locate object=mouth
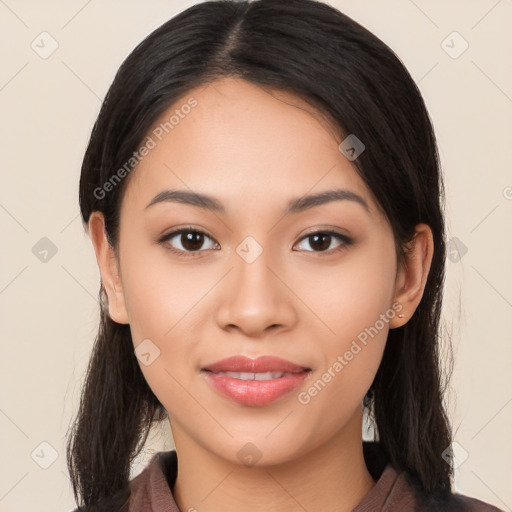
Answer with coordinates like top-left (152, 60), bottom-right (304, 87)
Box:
top-left (200, 356), bottom-right (312, 406)
top-left (201, 355), bottom-right (311, 374)
top-left (202, 370), bottom-right (309, 380)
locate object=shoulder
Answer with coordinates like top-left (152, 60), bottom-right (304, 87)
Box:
top-left (417, 492), bottom-right (505, 512)
top-left (68, 486), bottom-right (130, 512)
top-left (400, 472), bottom-right (504, 512)
top-left (68, 450), bottom-right (176, 512)
top-left (361, 442), bottom-right (503, 512)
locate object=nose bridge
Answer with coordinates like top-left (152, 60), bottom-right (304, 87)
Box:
top-left (215, 236), bottom-right (296, 336)
top-left (235, 243), bottom-right (275, 300)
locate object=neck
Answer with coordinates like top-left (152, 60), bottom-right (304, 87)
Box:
top-left (171, 410), bottom-right (376, 512)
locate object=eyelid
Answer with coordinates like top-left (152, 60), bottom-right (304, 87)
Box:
top-left (298, 226), bottom-right (351, 240)
top-left (158, 225), bottom-right (215, 241)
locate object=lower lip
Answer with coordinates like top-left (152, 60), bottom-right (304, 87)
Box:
top-left (202, 370), bottom-right (311, 407)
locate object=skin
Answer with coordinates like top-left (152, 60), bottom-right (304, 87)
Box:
top-left (88, 77), bottom-right (433, 512)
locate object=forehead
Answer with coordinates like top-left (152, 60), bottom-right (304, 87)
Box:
top-left (121, 77), bottom-right (374, 215)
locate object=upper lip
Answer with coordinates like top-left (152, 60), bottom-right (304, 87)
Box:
top-left (202, 356), bottom-right (310, 373)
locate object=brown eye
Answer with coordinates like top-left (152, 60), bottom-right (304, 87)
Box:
top-left (180, 231), bottom-right (206, 251)
top-left (308, 233), bottom-right (332, 251)
top-left (159, 228), bottom-right (219, 256)
top-left (294, 231), bottom-right (352, 253)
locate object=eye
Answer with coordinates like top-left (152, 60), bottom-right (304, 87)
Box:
top-left (158, 227), bottom-right (219, 256)
top-left (294, 230), bottom-right (352, 254)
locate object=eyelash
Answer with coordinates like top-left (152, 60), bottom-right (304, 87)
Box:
top-left (157, 226), bottom-right (353, 258)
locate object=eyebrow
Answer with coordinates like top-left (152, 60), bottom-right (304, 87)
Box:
top-left (145, 188), bottom-right (370, 215)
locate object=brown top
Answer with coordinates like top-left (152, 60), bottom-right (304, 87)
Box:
top-left (76, 442), bottom-right (504, 511)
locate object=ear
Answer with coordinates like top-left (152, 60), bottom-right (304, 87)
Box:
top-left (389, 223), bottom-right (434, 328)
top-left (87, 211), bottom-right (129, 324)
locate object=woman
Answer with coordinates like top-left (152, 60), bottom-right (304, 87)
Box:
top-left (66, 0), bottom-right (502, 510)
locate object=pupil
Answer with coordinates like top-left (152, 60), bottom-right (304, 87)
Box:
top-left (311, 234), bottom-right (330, 251)
top-left (182, 232), bottom-right (204, 251)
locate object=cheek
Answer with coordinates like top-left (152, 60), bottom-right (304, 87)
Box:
top-left (119, 250), bottom-right (220, 404)
top-left (293, 240), bottom-right (397, 345)
top-left (295, 275), bottom-right (393, 430)
top-left (122, 263), bottom-right (204, 415)
top-left (292, 242), bottom-right (396, 402)
top-left (120, 243), bottom-right (217, 342)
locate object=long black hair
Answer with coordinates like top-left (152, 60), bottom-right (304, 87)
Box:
top-left (67, 0), bottom-right (453, 509)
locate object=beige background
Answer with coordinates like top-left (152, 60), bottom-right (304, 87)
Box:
top-left (0, 1), bottom-right (511, 510)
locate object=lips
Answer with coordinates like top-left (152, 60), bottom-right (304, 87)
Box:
top-left (202, 355), bottom-right (310, 374)
top-left (201, 356), bottom-right (312, 406)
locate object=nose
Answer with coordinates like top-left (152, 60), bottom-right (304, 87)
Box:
top-left (214, 248), bottom-right (297, 338)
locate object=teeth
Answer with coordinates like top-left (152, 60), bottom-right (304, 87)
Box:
top-left (214, 371), bottom-right (288, 380)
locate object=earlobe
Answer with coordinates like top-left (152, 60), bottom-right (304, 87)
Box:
top-left (389, 223), bottom-right (434, 328)
top-left (87, 211), bottom-right (129, 324)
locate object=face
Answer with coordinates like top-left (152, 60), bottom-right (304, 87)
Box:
top-left (100, 77), bottom-right (410, 466)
